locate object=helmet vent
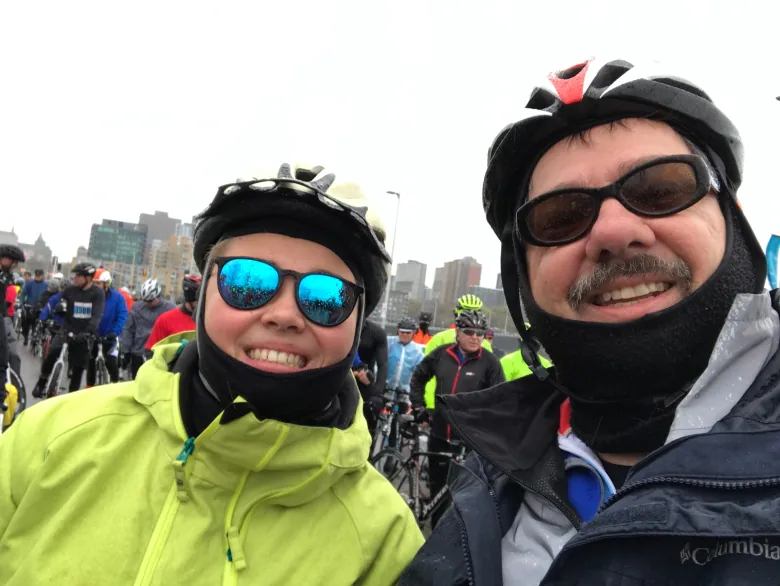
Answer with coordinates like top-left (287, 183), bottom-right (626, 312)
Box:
top-left (554, 62), bottom-right (588, 80)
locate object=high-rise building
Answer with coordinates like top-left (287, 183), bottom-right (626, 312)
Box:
top-left (432, 267), bottom-right (444, 301)
top-left (496, 273), bottom-right (503, 290)
top-left (467, 286), bottom-right (505, 308)
top-left (396, 260), bottom-right (427, 301)
top-left (138, 211), bottom-right (181, 263)
top-left (440, 256), bottom-right (482, 305)
top-left (88, 220), bottom-right (148, 265)
top-left (386, 290), bottom-right (410, 326)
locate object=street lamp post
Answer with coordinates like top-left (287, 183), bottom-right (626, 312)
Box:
top-left (380, 190), bottom-right (401, 327)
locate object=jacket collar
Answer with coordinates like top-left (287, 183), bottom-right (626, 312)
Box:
top-left (133, 333), bottom-right (371, 505)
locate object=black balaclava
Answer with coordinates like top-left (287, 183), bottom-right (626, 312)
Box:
top-left (195, 217), bottom-right (366, 427)
top-left (515, 183), bottom-right (766, 454)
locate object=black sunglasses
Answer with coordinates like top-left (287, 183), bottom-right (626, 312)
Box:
top-left (515, 155), bottom-right (719, 247)
top-left (214, 257), bottom-right (363, 327)
top-left (460, 328), bottom-right (486, 337)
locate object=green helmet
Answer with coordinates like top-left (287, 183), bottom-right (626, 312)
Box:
top-left (454, 294), bottom-right (483, 317)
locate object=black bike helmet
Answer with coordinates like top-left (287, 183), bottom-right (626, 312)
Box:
top-left (0, 245), bottom-right (25, 263)
top-left (482, 57), bottom-right (765, 344)
top-left (418, 311), bottom-right (433, 324)
top-left (454, 309), bottom-right (488, 330)
top-left (194, 163), bottom-right (390, 316)
top-left (71, 262), bottom-right (97, 277)
top-left (182, 274), bottom-right (202, 303)
top-left (397, 317), bottom-right (418, 331)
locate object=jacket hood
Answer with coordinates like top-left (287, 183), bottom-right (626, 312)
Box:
top-left (133, 333), bottom-right (372, 507)
top-left (439, 374), bottom-right (563, 473)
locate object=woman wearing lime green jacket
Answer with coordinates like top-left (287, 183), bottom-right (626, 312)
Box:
top-left (0, 163), bottom-right (423, 585)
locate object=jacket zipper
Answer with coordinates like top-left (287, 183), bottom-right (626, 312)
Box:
top-left (454, 501), bottom-right (476, 586)
top-left (441, 407), bottom-right (581, 530)
top-left (599, 475), bottom-right (780, 514)
top-left (133, 437), bottom-right (196, 586)
top-left (447, 366), bottom-right (463, 441)
top-left (444, 347), bottom-right (479, 441)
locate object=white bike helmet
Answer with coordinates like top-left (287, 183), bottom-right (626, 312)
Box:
top-left (140, 278), bottom-right (162, 302)
top-left (98, 271), bottom-right (112, 284)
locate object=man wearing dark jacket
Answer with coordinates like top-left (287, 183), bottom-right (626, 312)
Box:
top-left (33, 263), bottom-right (105, 396)
top-left (410, 309), bottom-right (504, 527)
top-left (402, 59), bottom-right (780, 585)
top-left (356, 318), bottom-right (388, 431)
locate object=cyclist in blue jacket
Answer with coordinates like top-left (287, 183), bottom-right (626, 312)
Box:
top-left (386, 317), bottom-right (424, 394)
top-left (86, 270), bottom-right (127, 385)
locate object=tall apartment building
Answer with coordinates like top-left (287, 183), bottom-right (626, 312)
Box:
top-left (395, 260), bottom-right (427, 301)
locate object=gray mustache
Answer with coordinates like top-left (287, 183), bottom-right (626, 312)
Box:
top-left (567, 254), bottom-right (693, 310)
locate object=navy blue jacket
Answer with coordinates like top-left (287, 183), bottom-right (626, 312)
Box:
top-left (401, 348), bottom-right (780, 585)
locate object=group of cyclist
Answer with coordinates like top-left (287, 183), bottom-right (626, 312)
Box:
top-left (5, 55), bottom-right (779, 585)
top-left (0, 252), bottom-right (205, 402)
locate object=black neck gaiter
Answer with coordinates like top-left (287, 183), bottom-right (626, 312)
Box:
top-left (193, 272), bottom-right (362, 429)
top-left (517, 199), bottom-right (766, 453)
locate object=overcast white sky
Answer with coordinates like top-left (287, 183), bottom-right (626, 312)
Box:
top-left (2, 0), bottom-right (778, 288)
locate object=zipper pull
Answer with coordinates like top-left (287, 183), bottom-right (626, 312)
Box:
top-left (226, 527), bottom-right (247, 571)
top-left (172, 437), bottom-right (196, 502)
top-left (176, 437), bottom-right (195, 464)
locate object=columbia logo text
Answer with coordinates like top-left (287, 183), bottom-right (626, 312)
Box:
top-left (680, 538), bottom-right (780, 566)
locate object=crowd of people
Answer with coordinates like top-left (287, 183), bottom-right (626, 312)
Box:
top-left (1, 56), bottom-right (779, 584)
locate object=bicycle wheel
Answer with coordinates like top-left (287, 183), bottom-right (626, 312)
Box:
top-left (47, 363), bottom-right (63, 398)
top-left (8, 368), bottom-right (25, 422)
top-left (95, 358), bottom-right (106, 386)
top-left (370, 448), bottom-right (419, 518)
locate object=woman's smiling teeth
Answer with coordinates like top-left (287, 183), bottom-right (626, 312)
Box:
top-left (247, 348), bottom-right (307, 368)
top-left (595, 282), bottom-right (673, 307)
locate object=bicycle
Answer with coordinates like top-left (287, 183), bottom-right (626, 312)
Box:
top-left (93, 336), bottom-right (111, 387)
top-left (370, 420), bottom-right (467, 527)
top-left (13, 303), bottom-right (25, 339)
top-left (30, 319), bottom-right (45, 357)
top-left (371, 390), bottom-right (413, 460)
top-left (43, 332), bottom-right (83, 399)
top-left (40, 320), bottom-right (56, 360)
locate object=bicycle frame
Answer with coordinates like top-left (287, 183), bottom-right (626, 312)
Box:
top-left (45, 337), bottom-right (71, 398)
top-left (409, 440), bottom-right (467, 523)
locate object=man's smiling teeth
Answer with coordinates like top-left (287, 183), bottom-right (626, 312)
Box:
top-left (599, 282), bottom-right (672, 306)
top-left (247, 348), bottom-right (306, 368)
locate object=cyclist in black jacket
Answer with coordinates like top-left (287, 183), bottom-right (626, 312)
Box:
top-left (0, 245), bottom-right (25, 389)
top-left (32, 263), bottom-right (105, 396)
top-left (410, 309), bottom-right (504, 526)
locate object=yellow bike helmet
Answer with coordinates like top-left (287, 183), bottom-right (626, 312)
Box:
top-left (454, 294), bottom-right (484, 317)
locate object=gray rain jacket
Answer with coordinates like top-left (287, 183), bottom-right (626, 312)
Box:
top-left (120, 299), bottom-right (175, 356)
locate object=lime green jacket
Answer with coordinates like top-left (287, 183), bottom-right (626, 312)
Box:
top-left (421, 328), bottom-right (493, 408)
top-left (499, 348), bottom-right (553, 381)
top-left (0, 335), bottom-right (423, 585)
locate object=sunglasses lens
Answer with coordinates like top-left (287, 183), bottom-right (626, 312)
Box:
top-left (218, 258), bottom-right (279, 310)
top-left (622, 161), bottom-right (700, 215)
top-left (461, 328), bottom-right (485, 337)
top-left (525, 192), bottom-right (597, 244)
top-left (298, 274), bottom-right (358, 326)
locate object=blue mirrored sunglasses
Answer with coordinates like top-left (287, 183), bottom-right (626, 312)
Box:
top-left (214, 257), bottom-right (363, 327)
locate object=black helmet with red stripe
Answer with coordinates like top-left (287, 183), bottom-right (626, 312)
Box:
top-left (484, 58), bottom-right (747, 239)
top-left (182, 274), bottom-right (202, 303)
